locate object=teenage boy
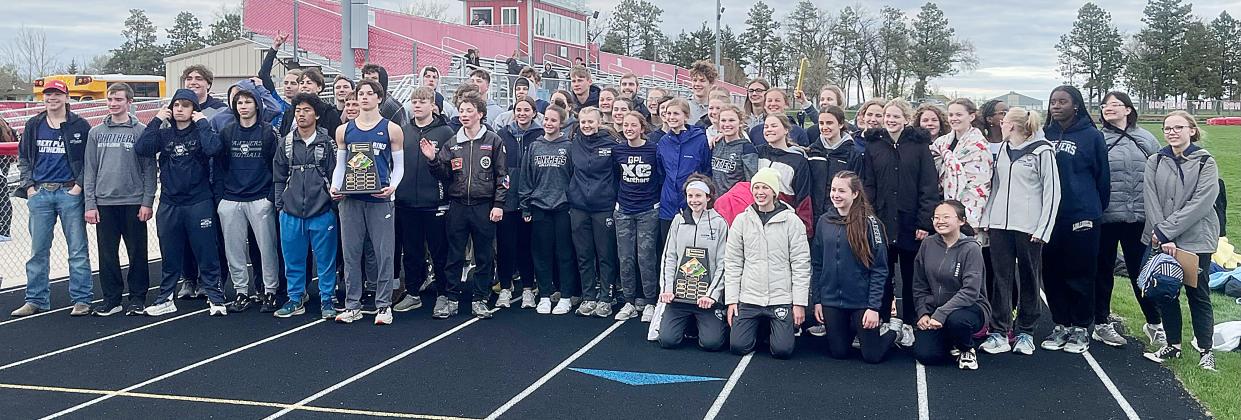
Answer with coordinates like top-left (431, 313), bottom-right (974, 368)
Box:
top-left (279, 68), bottom-right (342, 139)
top-left (468, 69), bottom-right (507, 123)
top-left (273, 93), bottom-right (341, 319)
top-left (493, 78), bottom-right (547, 129)
top-left (10, 80), bottom-right (94, 317)
top-left (618, 73), bottom-right (650, 120)
top-left (216, 88), bottom-right (281, 313)
top-left (393, 87), bottom-right (453, 313)
top-left (258, 32), bottom-right (300, 128)
top-left (687, 61), bottom-right (717, 124)
top-left (181, 65), bottom-right (229, 126)
top-left (423, 94), bottom-right (508, 319)
top-left (361, 64), bottom-right (410, 124)
top-left (417, 66), bottom-right (458, 118)
top-left (568, 65), bottom-right (600, 112)
top-left (136, 89), bottom-right (228, 316)
top-left (84, 83), bottom-right (156, 316)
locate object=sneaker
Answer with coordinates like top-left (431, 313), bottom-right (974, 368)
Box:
top-left (176, 281), bottom-right (195, 299)
top-left (433, 300), bottom-right (458, 319)
top-left (227, 294), bottom-right (252, 313)
top-left (614, 303), bottom-right (640, 320)
top-left (1063, 327), bottom-right (1090, 354)
top-left (640, 304), bottom-right (655, 322)
top-left (125, 303), bottom-right (145, 316)
top-left (335, 309), bottom-right (363, 324)
top-left (393, 294), bottom-right (423, 312)
top-left (432, 296), bottom-right (449, 316)
top-left (576, 300), bottom-right (598, 316)
top-left (593, 302), bottom-right (613, 318)
top-left (375, 307), bottom-right (394, 325)
top-left (1144, 345), bottom-right (1182, 363)
top-left (274, 300), bottom-right (305, 318)
top-left (1012, 333), bottom-right (1036, 355)
top-left (496, 289), bottom-right (513, 308)
top-left (537, 297), bottom-right (553, 314)
top-left (471, 301), bottom-right (494, 319)
top-left (852, 338), bottom-right (862, 349)
top-left (958, 348), bottom-right (979, 370)
top-left (91, 303), bottom-right (123, 317)
top-left (1092, 323), bottom-right (1128, 347)
top-left (143, 300), bottom-right (177, 316)
top-left (208, 301), bottom-right (227, 316)
top-left (980, 333), bottom-right (1012, 354)
top-left (260, 293), bottom-right (278, 313)
top-left (807, 325), bottom-right (827, 337)
top-left (1144, 323), bottom-right (1168, 348)
top-left (320, 302), bottom-right (338, 320)
top-left (1041, 325), bottom-right (1070, 351)
top-left (70, 303), bottom-right (92, 317)
top-left (550, 291), bottom-right (562, 305)
top-left (889, 319), bottom-right (914, 347)
top-left (1198, 351), bottom-right (1217, 371)
top-left (332, 296), bottom-right (346, 312)
top-left (950, 348), bottom-right (961, 357)
top-left (521, 289), bottom-right (537, 309)
top-left (552, 298), bottom-right (573, 315)
top-left (570, 296), bottom-right (583, 307)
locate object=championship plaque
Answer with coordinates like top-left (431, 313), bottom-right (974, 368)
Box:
top-left (673, 246), bottom-right (712, 305)
top-left (343, 143), bottom-right (382, 194)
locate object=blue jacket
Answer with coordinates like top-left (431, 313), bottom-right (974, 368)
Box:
top-left (136, 89), bottom-right (223, 206)
top-left (812, 207), bottom-right (889, 310)
top-left (567, 129), bottom-right (619, 212)
top-left (208, 79), bottom-right (281, 130)
top-left (657, 125), bottom-right (712, 220)
top-left (1044, 101), bottom-right (1110, 224)
top-left (499, 120), bottom-right (546, 212)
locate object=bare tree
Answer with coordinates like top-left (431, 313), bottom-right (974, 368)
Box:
top-left (2, 26), bottom-right (60, 82)
top-left (403, 0), bottom-right (460, 23)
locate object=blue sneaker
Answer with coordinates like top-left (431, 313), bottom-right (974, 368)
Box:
top-left (320, 302), bottom-right (338, 319)
top-left (274, 300), bottom-right (305, 318)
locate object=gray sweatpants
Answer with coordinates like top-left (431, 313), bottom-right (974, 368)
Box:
top-left (340, 199), bottom-right (395, 310)
top-left (615, 208), bottom-right (660, 306)
top-left (217, 199), bottom-right (280, 295)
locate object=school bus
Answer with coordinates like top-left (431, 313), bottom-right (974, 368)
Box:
top-left (34, 74), bottom-right (166, 101)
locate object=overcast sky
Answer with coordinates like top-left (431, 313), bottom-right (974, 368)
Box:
top-left (5, 0), bottom-right (1240, 100)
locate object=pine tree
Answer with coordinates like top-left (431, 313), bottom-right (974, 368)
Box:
top-left (1179, 20), bottom-right (1217, 100)
top-left (106, 9), bottom-right (163, 75)
top-left (1055, 3), bottom-right (1125, 103)
top-left (165, 12), bottom-right (207, 56)
top-left (832, 6), bottom-right (867, 103)
top-left (1209, 12), bottom-right (1241, 99)
top-left (634, 1), bottom-right (664, 61)
top-left (604, 0), bottom-right (641, 56)
top-left (65, 59), bottom-right (79, 74)
top-left (907, 2), bottom-right (975, 100)
top-left (1130, 0), bottom-right (1192, 100)
top-left (741, 2), bottom-right (781, 80)
top-left (206, 13), bottom-right (244, 46)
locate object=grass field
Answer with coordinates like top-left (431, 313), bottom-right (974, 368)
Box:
top-left (1111, 123), bottom-right (1241, 420)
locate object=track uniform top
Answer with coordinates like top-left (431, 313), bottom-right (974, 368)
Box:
top-left (343, 118), bottom-right (394, 203)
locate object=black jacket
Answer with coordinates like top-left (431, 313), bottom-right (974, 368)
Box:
top-left (862, 127), bottom-right (940, 251)
top-left (396, 114), bottom-right (454, 210)
top-left (567, 129), bottom-right (620, 212)
top-left (807, 135), bottom-right (864, 219)
top-left (15, 108), bottom-right (91, 199)
top-left (498, 121), bottom-right (545, 212)
top-left (427, 126), bottom-right (509, 207)
top-left (812, 208), bottom-right (889, 310)
top-left (273, 126), bottom-right (337, 218)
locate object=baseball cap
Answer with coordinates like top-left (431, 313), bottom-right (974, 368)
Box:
top-left (42, 80), bottom-right (69, 94)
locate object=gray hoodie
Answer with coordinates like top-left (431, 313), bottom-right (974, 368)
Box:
top-left (1101, 125), bottom-right (1159, 224)
top-left (710, 138), bottom-right (759, 193)
top-left (661, 208), bottom-right (730, 302)
top-left (83, 115), bottom-right (156, 211)
top-left (912, 234), bottom-right (992, 325)
top-left (518, 134), bottom-right (573, 216)
top-left (1142, 145), bottom-right (1220, 254)
top-left (980, 138), bottom-right (1061, 242)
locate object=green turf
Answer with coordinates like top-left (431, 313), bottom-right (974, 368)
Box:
top-left (1115, 123), bottom-right (1241, 420)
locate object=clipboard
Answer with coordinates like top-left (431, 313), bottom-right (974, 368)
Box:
top-left (1171, 248), bottom-right (1200, 288)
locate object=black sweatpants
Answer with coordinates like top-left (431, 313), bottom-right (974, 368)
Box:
top-left (730, 303), bottom-right (797, 359)
top-left (571, 209), bottom-right (619, 302)
top-left (396, 206), bottom-right (449, 295)
top-left (1159, 253), bottom-right (1215, 350)
top-left (496, 210), bottom-right (534, 290)
top-left (658, 303), bottom-right (727, 351)
top-left (96, 204), bottom-right (149, 307)
top-left (1043, 222), bottom-right (1099, 328)
top-left (156, 200), bottom-right (224, 304)
top-left (881, 245), bottom-right (919, 323)
top-left (1097, 222), bottom-right (1159, 324)
top-left (822, 306), bottom-right (897, 364)
top-left (912, 304), bottom-right (984, 365)
top-left (658, 218), bottom-right (672, 259)
top-left (444, 203), bottom-right (496, 302)
top-left (988, 229), bottom-right (1044, 335)
top-left (530, 208), bottom-right (578, 298)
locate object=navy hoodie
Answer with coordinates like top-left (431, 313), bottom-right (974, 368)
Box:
top-left (135, 89), bottom-right (223, 206)
top-left (613, 138), bottom-right (663, 215)
top-left (568, 129), bottom-right (619, 212)
top-left (748, 115), bottom-right (809, 147)
top-left (570, 84), bottom-right (601, 112)
top-left (499, 120), bottom-right (545, 212)
top-left (1044, 86), bottom-right (1110, 224)
top-left (812, 207), bottom-right (889, 309)
top-left (656, 125), bottom-right (712, 220)
top-left (215, 91), bottom-right (277, 202)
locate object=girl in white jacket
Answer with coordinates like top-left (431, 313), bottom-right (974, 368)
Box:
top-left (656, 174), bottom-right (730, 351)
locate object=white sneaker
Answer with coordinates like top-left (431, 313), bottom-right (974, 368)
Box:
top-left (208, 301), bottom-right (228, 316)
top-left (536, 297), bottom-right (552, 314)
top-left (957, 348), bottom-right (979, 370)
top-left (144, 300), bottom-right (177, 317)
top-left (374, 307), bottom-right (393, 325)
top-left (521, 289), bottom-right (537, 308)
top-left (614, 303), bottom-right (640, 320)
top-left (552, 298), bottom-right (572, 315)
top-left (496, 289), bottom-right (513, 308)
top-left (807, 325), bottom-right (827, 337)
top-left (640, 304), bottom-right (655, 322)
top-left (335, 309), bottom-right (363, 324)
top-left (1144, 323), bottom-right (1168, 348)
top-left (980, 333), bottom-right (1011, 354)
top-left (576, 300), bottom-right (597, 316)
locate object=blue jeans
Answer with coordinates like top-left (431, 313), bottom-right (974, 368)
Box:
top-left (280, 210), bottom-right (339, 306)
top-left (25, 189), bottom-right (93, 309)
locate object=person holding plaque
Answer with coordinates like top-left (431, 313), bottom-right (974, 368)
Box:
top-left (655, 175), bottom-right (729, 351)
top-left (330, 80), bottom-right (406, 325)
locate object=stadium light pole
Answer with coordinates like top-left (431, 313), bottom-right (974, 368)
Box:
top-left (341, 0), bottom-right (353, 79)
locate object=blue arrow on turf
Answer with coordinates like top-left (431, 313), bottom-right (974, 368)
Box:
top-left (568, 368), bottom-right (725, 386)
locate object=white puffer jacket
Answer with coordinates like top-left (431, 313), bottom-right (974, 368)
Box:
top-left (723, 202), bottom-right (812, 307)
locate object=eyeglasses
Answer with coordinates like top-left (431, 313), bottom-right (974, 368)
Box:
top-left (1163, 125), bottom-right (1190, 134)
top-left (748, 88), bottom-right (767, 93)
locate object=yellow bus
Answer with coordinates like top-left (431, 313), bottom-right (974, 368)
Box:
top-left (34, 74), bottom-right (166, 101)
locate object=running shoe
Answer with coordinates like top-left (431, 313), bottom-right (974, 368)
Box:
top-left (320, 302), bottom-right (338, 320)
top-left (1144, 323), bottom-right (1167, 348)
top-left (274, 300), bottom-right (305, 318)
top-left (614, 303), bottom-right (640, 320)
top-left (495, 289), bottom-right (513, 308)
top-left (393, 294), bottom-right (423, 312)
top-left (260, 293), bottom-right (279, 313)
top-left (91, 303), bottom-right (123, 317)
top-left (537, 298), bottom-right (553, 314)
top-left (1063, 327), bottom-right (1089, 354)
top-left (143, 300), bottom-right (177, 317)
top-left (521, 289), bottom-right (537, 309)
top-left (958, 348), bottom-right (979, 370)
top-left (70, 303), bottom-right (92, 317)
top-left (552, 298), bottom-right (572, 315)
top-left (1012, 333), bottom-right (1036, 355)
top-left (593, 302), bottom-right (613, 318)
top-left (208, 301), bottom-right (228, 316)
top-left (640, 304), bottom-right (655, 322)
top-left (980, 332), bottom-right (1011, 354)
top-left (576, 300), bottom-right (598, 316)
top-left (375, 307), bottom-right (394, 325)
top-left (335, 309), bottom-right (363, 324)
top-left (1092, 323), bottom-right (1127, 347)
top-left (471, 301), bottom-right (494, 319)
top-left (1199, 351), bottom-right (1217, 371)
top-left (1041, 325), bottom-right (1070, 351)
top-left (433, 299), bottom-right (458, 319)
top-left (227, 294), bottom-right (252, 313)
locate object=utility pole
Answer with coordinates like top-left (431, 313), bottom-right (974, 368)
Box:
top-left (713, 0), bottom-right (722, 75)
top-left (340, 0), bottom-right (352, 79)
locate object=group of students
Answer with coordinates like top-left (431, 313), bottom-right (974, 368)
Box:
top-left (9, 53), bottom-right (1221, 372)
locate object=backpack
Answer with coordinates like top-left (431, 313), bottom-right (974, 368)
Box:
top-left (1138, 252), bottom-right (1183, 303)
top-left (284, 132), bottom-right (331, 190)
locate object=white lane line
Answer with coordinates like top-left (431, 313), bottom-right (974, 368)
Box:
top-left (41, 319), bottom-right (326, 419)
top-left (1083, 351), bottom-right (1140, 420)
top-left (264, 317), bottom-right (484, 420)
top-left (702, 353), bottom-right (752, 420)
top-left (916, 361), bottom-right (929, 420)
top-left (0, 309), bottom-right (208, 371)
top-left (484, 320), bottom-right (628, 420)
top-left (0, 286), bottom-right (159, 326)
top-left (0, 259), bottom-right (165, 294)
